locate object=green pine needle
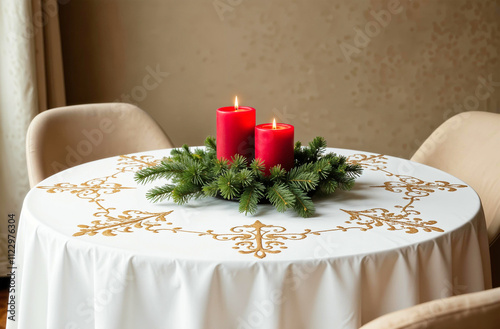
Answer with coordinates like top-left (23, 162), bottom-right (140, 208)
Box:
top-left (249, 159), bottom-right (265, 177)
top-left (314, 158), bottom-right (332, 180)
top-left (183, 161), bottom-right (208, 185)
top-left (146, 184), bottom-right (176, 203)
top-left (204, 136), bottom-right (217, 153)
top-left (239, 182), bottom-right (265, 215)
top-left (171, 185), bottom-right (203, 205)
top-left (213, 158), bottom-right (230, 175)
top-left (319, 179), bottom-right (338, 194)
top-left (218, 171), bottom-right (241, 200)
top-left (266, 182), bottom-right (295, 212)
top-left (308, 136), bottom-right (327, 157)
top-left (136, 136), bottom-right (363, 217)
top-left (135, 161), bottom-right (184, 184)
top-left (238, 169), bottom-right (255, 187)
top-left (287, 166), bottom-right (319, 191)
top-left (269, 165), bottom-right (287, 182)
top-left (288, 185), bottom-right (315, 217)
top-left (230, 154), bottom-right (248, 171)
top-left (202, 180), bottom-right (219, 197)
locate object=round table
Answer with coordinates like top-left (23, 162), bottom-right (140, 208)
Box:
top-left (9, 148), bottom-right (491, 329)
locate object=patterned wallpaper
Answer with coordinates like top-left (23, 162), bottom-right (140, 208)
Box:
top-left (59, 0), bottom-right (500, 158)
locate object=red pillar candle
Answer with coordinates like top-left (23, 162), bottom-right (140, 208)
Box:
top-left (216, 97), bottom-right (256, 162)
top-left (255, 119), bottom-right (294, 174)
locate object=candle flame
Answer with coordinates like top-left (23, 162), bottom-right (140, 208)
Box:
top-left (272, 118), bottom-right (277, 129)
top-left (234, 96), bottom-right (239, 110)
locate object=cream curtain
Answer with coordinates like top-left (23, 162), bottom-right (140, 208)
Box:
top-left (0, 0), bottom-right (65, 276)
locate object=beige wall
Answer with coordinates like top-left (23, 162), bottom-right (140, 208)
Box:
top-left (59, 0), bottom-right (500, 158)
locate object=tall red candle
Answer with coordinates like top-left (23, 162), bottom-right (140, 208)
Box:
top-left (216, 97), bottom-right (256, 162)
top-left (255, 120), bottom-right (294, 174)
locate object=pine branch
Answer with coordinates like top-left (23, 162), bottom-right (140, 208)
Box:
top-left (135, 165), bottom-right (169, 185)
top-left (337, 176), bottom-right (356, 190)
top-left (345, 162), bottom-right (363, 178)
top-left (288, 166), bottom-right (319, 191)
top-left (319, 179), bottom-right (338, 194)
top-left (181, 144), bottom-right (191, 154)
top-left (266, 182), bottom-right (295, 212)
top-left (239, 182), bottom-right (265, 215)
top-left (193, 148), bottom-right (207, 160)
top-left (249, 159), bottom-right (265, 178)
top-left (308, 136), bottom-right (327, 158)
top-left (288, 186), bottom-right (315, 217)
top-left (170, 183), bottom-right (203, 205)
top-left (169, 148), bottom-right (183, 158)
top-left (147, 180), bottom-right (202, 205)
top-left (218, 171), bottom-right (241, 199)
top-left (202, 180), bottom-right (219, 197)
top-left (140, 136), bottom-right (363, 218)
top-left (213, 158), bottom-right (230, 175)
top-left (230, 154), bottom-right (248, 171)
top-left (182, 161), bottom-right (209, 185)
top-left (145, 184), bottom-right (176, 203)
top-left (238, 169), bottom-right (255, 187)
top-left (204, 136), bottom-right (217, 153)
top-left (269, 165), bottom-right (287, 182)
top-left (135, 161), bottom-right (184, 184)
top-left (314, 158), bottom-right (332, 180)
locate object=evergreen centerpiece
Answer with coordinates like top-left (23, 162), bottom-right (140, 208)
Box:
top-left (135, 136), bottom-right (362, 218)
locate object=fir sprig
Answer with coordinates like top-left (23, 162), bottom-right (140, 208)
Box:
top-left (239, 182), bottom-right (265, 215)
top-left (135, 136), bottom-right (362, 218)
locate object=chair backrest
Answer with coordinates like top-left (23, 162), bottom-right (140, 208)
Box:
top-left (26, 102), bottom-right (174, 187)
top-left (359, 287), bottom-right (500, 329)
top-left (411, 111), bottom-right (500, 244)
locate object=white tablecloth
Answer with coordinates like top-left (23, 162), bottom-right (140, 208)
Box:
top-left (8, 149), bottom-right (491, 329)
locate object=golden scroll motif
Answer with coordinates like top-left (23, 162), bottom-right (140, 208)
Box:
top-left (341, 154), bottom-right (467, 234)
top-left (39, 155), bottom-right (174, 237)
top-left (73, 210), bottom-right (174, 237)
top-left (204, 220), bottom-right (310, 259)
top-left (38, 153), bottom-right (467, 258)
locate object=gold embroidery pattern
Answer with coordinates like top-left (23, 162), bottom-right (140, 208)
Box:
top-left (341, 208), bottom-right (443, 234)
top-left (38, 179), bottom-right (132, 201)
top-left (340, 154), bottom-right (467, 234)
top-left (38, 155), bottom-right (174, 237)
top-left (115, 155), bottom-right (161, 174)
top-left (38, 153), bottom-right (468, 259)
top-left (73, 210), bottom-right (174, 237)
top-left (204, 220), bottom-right (311, 259)
top-left (348, 153), bottom-right (389, 172)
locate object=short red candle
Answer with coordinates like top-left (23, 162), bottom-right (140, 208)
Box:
top-left (255, 122), bottom-right (294, 174)
top-left (216, 103), bottom-right (256, 162)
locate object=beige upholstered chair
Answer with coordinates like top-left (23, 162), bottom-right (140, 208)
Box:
top-left (359, 287), bottom-right (500, 329)
top-left (411, 111), bottom-right (500, 286)
top-left (26, 102), bottom-right (173, 187)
